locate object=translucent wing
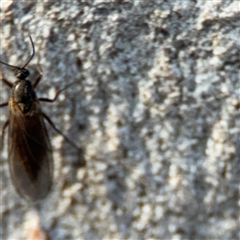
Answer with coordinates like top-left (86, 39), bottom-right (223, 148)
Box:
top-left (8, 98), bottom-right (53, 202)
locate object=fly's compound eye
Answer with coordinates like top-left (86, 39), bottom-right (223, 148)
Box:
top-left (15, 68), bottom-right (30, 80)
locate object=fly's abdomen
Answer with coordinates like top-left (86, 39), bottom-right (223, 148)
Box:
top-left (8, 99), bottom-right (53, 202)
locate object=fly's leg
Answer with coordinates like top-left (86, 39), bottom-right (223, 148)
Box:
top-left (0, 102), bottom-right (8, 107)
top-left (42, 113), bottom-right (85, 166)
top-left (0, 69), bottom-right (11, 151)
top-left (1, 62), bottom-right (13, 88)
top-left (38, 82), bottom-right (75, 103)
top-left (33, 58), bottom-right (43, 88)
top-left (35, 58), bottom-right (75, 102)
top-left (42, 113), bottom-right (79, 150)
top-left (36, 64), bottom-right (84, 165)
top-left (0, 119), bottom-right (9, 151)
top-left (1, 78), bottom-right (13, 88)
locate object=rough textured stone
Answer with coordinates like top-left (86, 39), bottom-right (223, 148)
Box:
top-left (0, 1), bottom-right (239, 239)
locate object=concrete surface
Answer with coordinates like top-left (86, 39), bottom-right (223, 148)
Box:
top-left (0, 1), bottom-right (239, 239)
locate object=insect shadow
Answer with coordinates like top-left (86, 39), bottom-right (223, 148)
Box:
top-left (0, 36), bottom-right (85, 202)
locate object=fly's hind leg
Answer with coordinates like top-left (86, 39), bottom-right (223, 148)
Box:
top-left (0, 103), bottom-right (9, 150)
top-left (0, 102), bottom-right (8, 107)
top-left (0, 68), bottom-right (11, 151)
top-left (42, 113), bottom-right (85, 167)
top-left (0, 119), bottom-right (9, 151)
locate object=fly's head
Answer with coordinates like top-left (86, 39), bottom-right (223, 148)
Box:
top-left (15, 68), bottom-right (30, 80)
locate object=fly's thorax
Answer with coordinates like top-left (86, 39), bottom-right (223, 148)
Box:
top-left (12, 80), bottom-right (36, 114)
top-left (9, 97), bottom-right (41, 118)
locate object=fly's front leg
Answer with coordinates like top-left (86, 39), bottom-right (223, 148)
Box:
top-left (1, 66), bottom-right (13, 88)
top-left (33, 59), bottom-right (43, 88)
top-left (1, 78), bottom-right (13, 88)
top-left (35, 57), bottom-right (74, 103)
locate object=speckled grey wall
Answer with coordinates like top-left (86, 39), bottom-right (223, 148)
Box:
top-left (0, 1), bottom-right (239, 239)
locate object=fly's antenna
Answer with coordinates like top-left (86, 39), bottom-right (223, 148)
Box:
top-left (0, 58), bottom-right (21, 71)
top-left (0, 35), bottom-right (35, 70)
top-left (22, 35), bottom-right (35, 69)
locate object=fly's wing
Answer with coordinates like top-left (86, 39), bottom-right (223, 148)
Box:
top-left (8, 99), bottom-right (53, 202)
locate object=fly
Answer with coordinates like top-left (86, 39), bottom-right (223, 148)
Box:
top-left (0, 36), bottom-right (84, 202)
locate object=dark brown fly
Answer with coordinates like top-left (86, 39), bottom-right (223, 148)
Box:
top-left (0, 36), bottom-right (83, 202)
